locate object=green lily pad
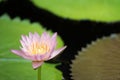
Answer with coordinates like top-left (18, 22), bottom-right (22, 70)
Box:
top-left (0, 59), bottom-right (37, 80)
top-left (31, 0), bottom-right (120, 22)
top-left (41, 63), bottom-right (62, 80)
top-left (0, 14), bottom-right (64, 58)
top-left (0, 14), bottom-right (63, 80)
top-left (0, 59), bottom-right (62, 80)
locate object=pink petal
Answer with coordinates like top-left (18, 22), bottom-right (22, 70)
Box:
top-left (41, 32), bottom-right (48, 39)
top-left (21, 35), bottom-right (27, 42)
top-left (32, 61), bottom-right (44, 69)
top-left (29, 32), bottom-right (33, 41)
top-left (34, 51), bottom-right (52, 61)
top-left (20, 40), bottom-right (27, 49)
top-left (11, 50), bottom-right (36, 61)
top-left (26, 36), bottom-right (31, 44)
top-left (34, 54), bottom-right (43, 61)
top-left (51, 32), bottom-right (57, 40)
top-left (34, 32), bottom-right (41, 40)
top-left (40, 32), bottom-right (51, 42)
top-left (31, 32), bottom-right (39, 42)
top-left (21, 35), bottom-right (30, 45)
top-left (20, 36), bottom-right (29, 48)
top-left (49, 46), bottom-right (67, 60)
top-left (11, 50), bottom-right (25, 56)
top-left (50, 32), bottom-right (57, 48)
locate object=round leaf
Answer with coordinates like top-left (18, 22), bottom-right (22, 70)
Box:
top-left (32, 0), bottom-right (120, 22)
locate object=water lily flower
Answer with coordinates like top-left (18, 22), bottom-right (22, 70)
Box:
top-left (11, 32), bottom-right (66, 69)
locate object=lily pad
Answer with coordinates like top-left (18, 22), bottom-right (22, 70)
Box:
top-left (0, 14), bottom-right (63, 80)
top-left (41, 63), bottom-right (62, 80)
top-left (31, 0), bottom-right (120, 22)
top-left (0, 14), bottom-right (64, 58)
top-left (71, 34), bottom-right (120, 80)
top-left (0, 59), bottom-right (37, 80)
top-left (0, 59), bottom-right (62, 80)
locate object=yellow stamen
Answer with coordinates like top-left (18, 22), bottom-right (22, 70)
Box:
top-left (30, 42), bottom-right (50, 55)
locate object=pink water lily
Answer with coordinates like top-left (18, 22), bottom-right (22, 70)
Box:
top-left (11, 32), bottom-right (66, 69)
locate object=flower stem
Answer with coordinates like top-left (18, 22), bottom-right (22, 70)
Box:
top-left (38, 66), bottom-right (41, 80)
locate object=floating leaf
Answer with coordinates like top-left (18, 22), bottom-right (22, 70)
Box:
top-left (0, 59), bottom-right (37, 80)
top-left (41, 63), bottom-right (62, 80)
top-left (71, 34), bottom-right (120, 80)
top-left (0, 59), bottom-right (62, 80)
top-left (0, 14), bottom-right (63, 80)
top-left (31, 0), bottom-right (120, 22)
top-left (0, 14), bottom-right (64, 58)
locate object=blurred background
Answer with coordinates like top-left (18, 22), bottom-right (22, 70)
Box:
top-left (0, 0), bottom-right (120, 80)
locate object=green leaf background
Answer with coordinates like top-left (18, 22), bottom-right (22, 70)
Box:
top-left (0, 14), bottom-right (63, 80)
top-left (31, 0), bottom-right (120, 22)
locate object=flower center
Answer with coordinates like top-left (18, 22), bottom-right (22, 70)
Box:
top-left (30, 42), bottom-right (50, 55)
